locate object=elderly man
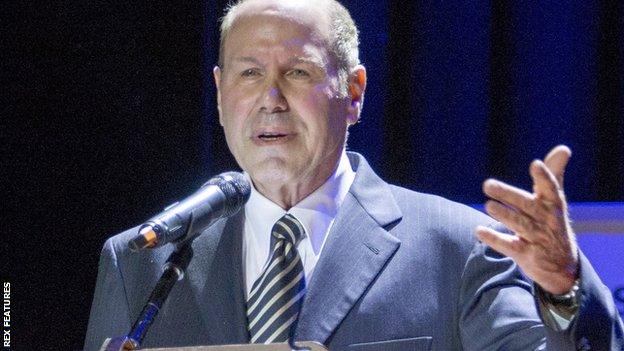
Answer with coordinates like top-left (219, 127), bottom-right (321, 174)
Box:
top-left (85, 0), bottom-right (623, 350)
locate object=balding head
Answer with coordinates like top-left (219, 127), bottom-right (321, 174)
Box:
top-left (218, 0), bottom-right (360, 89)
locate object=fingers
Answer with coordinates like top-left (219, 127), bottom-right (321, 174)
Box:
top-left (477, 145), bottom-right (578, 294)
top-left (483, 179), bottom-right (533, 209)
top-left (484, 145), bottom-right (572, 227)
top-left (475, 225), bottom-right (526, 259)
top-left (483, 179), bottom-right (551, 224)
top-left (484, 201), bottom-right (540, 242)
top-left (543, 145), bottom-right (571, 188)
top-left (530, 160), bottom-right (562, 205)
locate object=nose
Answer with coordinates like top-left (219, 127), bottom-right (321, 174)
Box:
top-left (260, 83), bottom-right (288, 113)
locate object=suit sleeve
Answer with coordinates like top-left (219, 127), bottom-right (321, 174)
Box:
top-left (458, 240), bottom-right (547, 350)
top-left (539, 252), bottom-right (624, 350)
top-left (458, 238), bottom-right (624, 350)
top-left (83, 238), bottom-right (133, 351)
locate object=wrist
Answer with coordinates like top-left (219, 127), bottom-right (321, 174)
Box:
top-left (536, 278), bottom-right (581, 318)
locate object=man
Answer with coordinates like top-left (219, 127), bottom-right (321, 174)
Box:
top-left (85, 0), bottom-right (624, 350)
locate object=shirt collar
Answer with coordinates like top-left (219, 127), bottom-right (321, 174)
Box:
top-left (244, 150), bottom-right (355, 254)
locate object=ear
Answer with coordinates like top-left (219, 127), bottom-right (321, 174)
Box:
top-left (346, 65), bottom-right (367, 125)
top-left (213, 66), bottom-right (224, 126)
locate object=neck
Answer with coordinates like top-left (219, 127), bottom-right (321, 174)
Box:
top-left (252, 152), bottom-right (343, 210)
top-left (252, 171), bottom-right (329, 210)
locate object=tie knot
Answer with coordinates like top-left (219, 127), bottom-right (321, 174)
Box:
top-left (271, 213), bottom-right (304, 245)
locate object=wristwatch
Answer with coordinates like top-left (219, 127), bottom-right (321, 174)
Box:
top-left (540, 279), bottom-right (581, 310)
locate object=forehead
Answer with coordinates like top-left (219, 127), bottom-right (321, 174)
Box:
top-left (234, 0), bottom-right (331, 32)
top-left (222, 2), bottom-right (332, 63)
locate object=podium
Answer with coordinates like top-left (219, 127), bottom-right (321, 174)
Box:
top-left (100, 338), bottom-right (328, 351)
top-left (143, 342), bottom-right (325, 351)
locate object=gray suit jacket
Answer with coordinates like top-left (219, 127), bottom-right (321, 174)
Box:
top-left (85, 153), bottom-right (624, 350)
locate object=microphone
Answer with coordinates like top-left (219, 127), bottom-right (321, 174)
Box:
top-left (128, 171), bottom-right (251, 251)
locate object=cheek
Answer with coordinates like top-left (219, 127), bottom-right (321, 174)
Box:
top-left (300, 87), bottom-right (332, 133)
top-left (303, 82), bottom-right (336, 114)
top-left (221, 89), bottom-right (257, 133)
top-left (310, 85), bottom-right (348, 130)
top-left (223, 89), bottom-right (253, 115)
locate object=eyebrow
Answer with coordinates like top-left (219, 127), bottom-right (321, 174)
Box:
top-left (232, 56), bottom-right (325, 68)
top-left (288, 56), bottom-right (325, 68)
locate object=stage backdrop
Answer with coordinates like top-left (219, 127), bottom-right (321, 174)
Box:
top-left (5, 0), bottom-right (623, 349)
top-left (203, 0), bottom-right (624, 204)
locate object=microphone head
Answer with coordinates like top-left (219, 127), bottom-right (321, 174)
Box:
top-left (204, 171), bottom-right (251, 216)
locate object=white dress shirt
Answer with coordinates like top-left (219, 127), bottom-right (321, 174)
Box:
top-left (242, 151), bottom-right (356, 298)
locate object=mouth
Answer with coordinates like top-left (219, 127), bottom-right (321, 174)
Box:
top-left (252, 130), bottom-right (295, 144)
top-left (258, 132), bottom-right (288, 141)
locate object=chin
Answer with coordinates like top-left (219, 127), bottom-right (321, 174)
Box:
top-left (246, 158), bottom-right (300, 187)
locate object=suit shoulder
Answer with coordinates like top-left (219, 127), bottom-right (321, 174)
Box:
top-left (389, 185), bottom-right (492, 221)
top-left (384, 185), bottom-right (499, 281)
top-left (388, 184), bottom-right (495, 241)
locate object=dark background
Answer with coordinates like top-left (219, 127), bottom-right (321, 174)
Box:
top-left (4, 0), bottom-right (623, 349)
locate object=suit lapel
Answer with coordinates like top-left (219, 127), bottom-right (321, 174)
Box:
top-left (294, 153), bottom-right (403, 344)
top-left (185, 211), bottom-right (250, 344)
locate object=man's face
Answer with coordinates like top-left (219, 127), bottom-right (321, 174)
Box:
top-left (214, 4), bottom-right (358, 196)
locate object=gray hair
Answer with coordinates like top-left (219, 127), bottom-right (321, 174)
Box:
top-left (218, 0), bottom-right (360, 91)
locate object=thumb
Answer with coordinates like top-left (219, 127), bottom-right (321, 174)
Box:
top-left (543, 145), bottom-right (571, 188)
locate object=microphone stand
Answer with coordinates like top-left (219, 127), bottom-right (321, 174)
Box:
top-left (102, 244), bottom-right (193, 351)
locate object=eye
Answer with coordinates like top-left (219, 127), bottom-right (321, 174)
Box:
top-left (287, 69), bottom-right (310, 78)
top-left (241, 68), bottom-right (261, 78)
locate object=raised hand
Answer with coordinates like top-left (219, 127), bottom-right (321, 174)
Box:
top-left (476, 145), bottom-right (578, 294)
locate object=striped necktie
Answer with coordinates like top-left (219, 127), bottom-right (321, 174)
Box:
top-left (247, 213), bottom-right (306, 344)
